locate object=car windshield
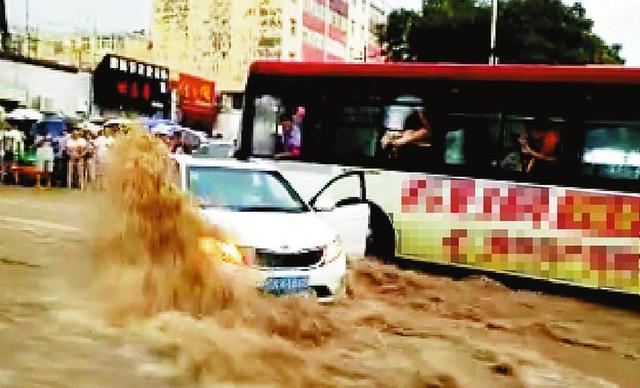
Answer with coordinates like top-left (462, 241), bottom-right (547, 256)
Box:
top-left (188, 166), bottom-right (309, 212)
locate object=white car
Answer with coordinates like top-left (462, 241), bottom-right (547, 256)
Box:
top-left (170, 155), bottom-right (353, 298)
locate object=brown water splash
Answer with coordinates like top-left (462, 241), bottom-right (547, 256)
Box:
top-left (91, 127), bottom-right (259, 320)
top-left (85, 128), bottom-right (626, 387)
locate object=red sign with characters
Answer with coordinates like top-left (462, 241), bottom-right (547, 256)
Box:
top-left (175, 74), bottom-right (216, 130)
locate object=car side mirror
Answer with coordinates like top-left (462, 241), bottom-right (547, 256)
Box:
top-left (311, 196), bottom-right (335, 212)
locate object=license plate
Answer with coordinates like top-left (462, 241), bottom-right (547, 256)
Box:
top-left (263, 276), bottom-right (309, 295)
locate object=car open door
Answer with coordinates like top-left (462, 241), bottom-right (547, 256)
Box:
top-left (309, 171), bottom-right (369, 259)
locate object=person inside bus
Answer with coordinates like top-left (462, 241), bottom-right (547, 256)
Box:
top-left (275, 110), bottom-right (302, 159)
top-left (519, 119), bottom-right (560, 176)
top-left (381, 108), bottom-right (432, 162)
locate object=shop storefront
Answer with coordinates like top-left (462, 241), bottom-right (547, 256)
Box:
top-left (93, 54), bottom-right (170, 119)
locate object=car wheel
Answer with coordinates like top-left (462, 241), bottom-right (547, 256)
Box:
top-left (365, 203), bottom-right (395, 263)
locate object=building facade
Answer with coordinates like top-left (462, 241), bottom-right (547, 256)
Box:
top-left (0, 57), bottom-right (91, 116)
top-left (151, 0), bottom-right (390, 92)
top-left (3, 29), bottom-right (151, 72)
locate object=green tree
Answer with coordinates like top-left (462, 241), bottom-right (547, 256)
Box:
top-left (378, 9), bottom-right (420, 61)
top-left (379, 0), bottom-right (625, 64)
top-left (497, 0), bottom-right (624, 64)
top-left (408, 0), bottom-right (492, 63)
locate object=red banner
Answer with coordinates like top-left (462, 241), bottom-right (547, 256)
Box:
top-left (176, 73), bottom-right (216, 130)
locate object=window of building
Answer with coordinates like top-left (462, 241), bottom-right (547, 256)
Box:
top-left (291, 18), bottom-right (297, 35)
top-left (53, 41), bottom-right (64, 55)
top-left (81, 36), bottom-right (91, 51)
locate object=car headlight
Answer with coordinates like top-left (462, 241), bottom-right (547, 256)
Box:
top-left (322, 237), bottom-right (343, 265)
top-left (198, 237), bottom-right (244, 265)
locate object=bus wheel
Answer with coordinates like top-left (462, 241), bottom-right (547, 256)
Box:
top-left (365, 203), bottom-right (395, 263)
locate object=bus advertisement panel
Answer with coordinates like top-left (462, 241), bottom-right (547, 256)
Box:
top-left (239, 61), bottom-right (640, 295)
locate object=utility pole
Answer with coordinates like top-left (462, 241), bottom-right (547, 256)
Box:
top-left (489, 0), bottom-right (498, 65)
top-left (25, 0), bottom-right (29, 57)
top-left (0, 0), bottom-right (8, 52)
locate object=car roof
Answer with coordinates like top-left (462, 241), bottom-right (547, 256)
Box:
top-left (171, 155), bottom-right (279, 171)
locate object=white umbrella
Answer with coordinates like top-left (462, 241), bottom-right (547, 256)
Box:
top-left (151, 123), bottom-right (178, 136)
top-left (104, 118), bottom-right (134, 126)
top-left (5, 108), bottom-right (43, 121)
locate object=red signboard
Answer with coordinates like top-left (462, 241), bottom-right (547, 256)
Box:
top-left (176, 73), bottom-right (216, 130)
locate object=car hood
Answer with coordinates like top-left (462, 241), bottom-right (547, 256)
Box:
top-left (199, 209), bottom-right (336, 250)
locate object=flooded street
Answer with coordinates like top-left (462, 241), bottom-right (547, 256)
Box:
top-left (0, 187), bottom-right (174, 387)
top-left (1, 186), bottom-right (640, 387)
top-left (1, 130), bottom-right (640, 387)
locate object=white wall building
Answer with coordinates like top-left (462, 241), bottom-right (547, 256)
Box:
top-left (0, 58), bottom-right (91, 116)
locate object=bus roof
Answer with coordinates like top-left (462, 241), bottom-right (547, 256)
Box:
top-left (249, 61), bottom-right (640, 85)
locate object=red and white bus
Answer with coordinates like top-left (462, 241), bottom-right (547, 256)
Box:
top-left (237, 61), bottom-right (640, 295)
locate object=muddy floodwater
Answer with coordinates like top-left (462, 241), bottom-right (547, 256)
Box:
top-left (1, 132), bottom-right (640, 387)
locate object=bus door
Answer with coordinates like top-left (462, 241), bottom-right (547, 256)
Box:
top-left (309, 171), bottom-right (369, 259)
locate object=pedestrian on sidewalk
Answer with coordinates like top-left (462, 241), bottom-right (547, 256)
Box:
top-left (1, 137), bottom-right (15, 184)
top-left (66, 129), bottom-right (86, 190)
top-left (94, 129), bottom-right (114, 191)
top-left (83, 131), bottom-right (96, 187)
top-left (52, 130), bottom-right (68, 188)
top-left (35, 138), bottom-right (54, 188)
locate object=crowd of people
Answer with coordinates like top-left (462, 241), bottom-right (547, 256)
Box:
top-left (0, 122), bottom-right (194, 190)
top-left (0, 127), bottom-right (118, 189)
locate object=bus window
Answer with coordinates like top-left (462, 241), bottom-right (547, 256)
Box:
top-left (581, 121), bottom-right (640, 180)
top-left (320, 96), bottom-right (381, 163)
top-left (444, 129), bottom-right (465, 165)
top-left (334, 105), bottom-right (380, 158)
top-left (251, 93), bottom-right (316, 160)
top-left (500, 116), bottom-right (564, 178)
top-left (443, 114), bottom-right (500, 171)
top-left (275, 106), bottom-right (305, 159)
top-left (381, 96), bottom-right (435, 170)
top-left (252, 95), bottom-right (281, 156)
